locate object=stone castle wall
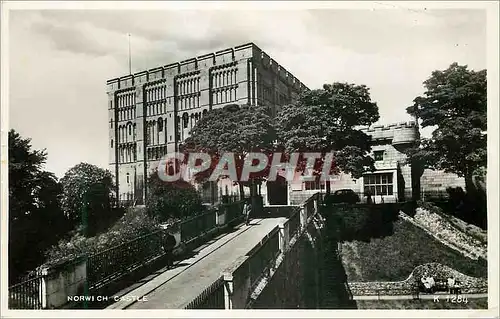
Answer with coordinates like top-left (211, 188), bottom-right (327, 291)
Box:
top-left (106, 43), bottom-right (308, 203)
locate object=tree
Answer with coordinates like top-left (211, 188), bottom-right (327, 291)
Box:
top-left (276, 83), bottom-right (380, 194)
top-left (60, 163), bottom-right (115, 236)
top-left (406, 63), bottom-right (487, 194)
top-left (181, 103), bottom-right (277, 200)
top-left (146, 170), bottom-right (204, 222)
top-left (8, 130), bottom-right (70, 281)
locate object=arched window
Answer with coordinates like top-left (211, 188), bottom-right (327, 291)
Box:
top-left (128, 123), bottom-right (132, 136)
top-left (158, 118), bottom-right (163, 132)
top-left (183, 113), bottom-right (189, 129)
top-left (203, 109), bottom-right (208, 117)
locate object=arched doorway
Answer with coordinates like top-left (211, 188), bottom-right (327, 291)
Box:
top-left (267, 175), bottom-right (288, 205)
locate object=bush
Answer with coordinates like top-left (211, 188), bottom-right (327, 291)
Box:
top-left (146, 171), bottom-right (204, 222)
top-left (324, 203), bottom-right (400, 241)
top-left (44, 207), bottom-right (160, 266)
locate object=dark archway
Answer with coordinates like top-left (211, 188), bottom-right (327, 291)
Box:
top-left (266, 175), bottom-right (288, 205)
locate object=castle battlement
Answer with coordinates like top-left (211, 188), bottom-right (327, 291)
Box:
top-left (360, 121), bottom-right (417, 133)
top-left (106, 42), bottom-right (309, 93)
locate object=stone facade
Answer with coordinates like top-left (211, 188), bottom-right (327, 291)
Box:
top-left (107, 43), bottom-right (309, 205)
top-left (287, 121), bottom-right (465, 205)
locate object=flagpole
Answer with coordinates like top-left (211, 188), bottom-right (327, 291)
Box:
top-left (128, 33), bottom-right (132, 75)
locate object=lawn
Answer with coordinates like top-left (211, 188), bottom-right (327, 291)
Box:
top-left (340, 218), bottom-right (487, 282)
top-left (355, 298), bottom-right (488, 309)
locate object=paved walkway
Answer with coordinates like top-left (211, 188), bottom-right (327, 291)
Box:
top-left (106, 217), bottom-right (286, 309)
top-left (352, 293), bottom-right (488, 300)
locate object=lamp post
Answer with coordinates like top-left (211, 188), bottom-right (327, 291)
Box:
top-left (82, 189), bottom-right (89, 309)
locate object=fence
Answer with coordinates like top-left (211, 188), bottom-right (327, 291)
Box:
top-left (8, 199), bottom-right (247, 310)
top-left (183, 276), bottom-right (225, 309)
top-left (87, 230), bottom-right (163, 290)
top-left (8, 274), bottom-right (44, 309)
top-left (223, 201), bottom-right (244, 225)
top-left (179, 210), bottom-right (218, 243)
top-left (288, 208), bottom-right (301, 238)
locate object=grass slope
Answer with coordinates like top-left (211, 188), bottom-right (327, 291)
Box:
top-left (340, 218), bottom-right (487, 282)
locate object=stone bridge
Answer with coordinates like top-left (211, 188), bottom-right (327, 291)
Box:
top-left (109, 193), bottom-right (325, 309)
top-left (12, 193), bottom-right (329, 310)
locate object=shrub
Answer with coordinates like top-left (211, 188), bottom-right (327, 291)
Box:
top-left (44, 207), bottom-right (159, 266)
top-left (325, 203), bottom-right (399, 241)
top-left (146, 171), bottom-right (204, 222)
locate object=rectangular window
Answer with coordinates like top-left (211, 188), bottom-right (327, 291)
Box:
top-left (304, 179), bottom-right (323, 190)
top-left (363, 173), bottom-right (393, 196)
top-left (374, 150), bottom-right (384, 161)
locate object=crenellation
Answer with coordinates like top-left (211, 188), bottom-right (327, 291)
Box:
top-left (269, 59), bottom-right (278, 72)
top-left (215, 48), bottom-right (235, 65)
top-left (134, 71), bottom-right (148, 85)
top-left (148, 67), bottom-right (163, 81)
top-left (164, 63), bottom-right (180, 76)
top-left (234, 43), bottom-right (254, 60)
top-left (120, 75), bottom-right (134, 89)
top-left (197, 53), bottom-right (216, 68)
top-left (278, 66), bottom-right (287, 83)
top-left (260, 51), bottom-right (271, 67)
top-left (180, 58), bottom-right (198, 73)
top-left (107, 78), bottom-right (119, 92)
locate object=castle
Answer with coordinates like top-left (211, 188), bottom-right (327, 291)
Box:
top-left (107, 43), bottom-right (308, 205)
top-left (107, 43), bottom-right (465, 206)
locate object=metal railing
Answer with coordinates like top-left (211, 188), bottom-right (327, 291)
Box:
top-left (87, 230), bottom-right (163, 289)
top-left (184, 276), bottom-right (225, 309)
top-left (7, 200), bottom-right (248, 309)
top-left (288, 208), bottom-right (301, 238)
top-left (223, 201), bottom-right (244, 225)
top-left (304, 196), bottom-right (316, 219)
top-left (8, 274), bottom-right (44, 309)
top-left (179, 210), bottom-right (218, 243)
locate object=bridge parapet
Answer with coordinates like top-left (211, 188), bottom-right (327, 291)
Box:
top-left (219, 192), bottom-right (323, 309)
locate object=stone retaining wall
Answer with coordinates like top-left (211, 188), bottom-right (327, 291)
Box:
top-left (349, 262), bottom-right (487, 296)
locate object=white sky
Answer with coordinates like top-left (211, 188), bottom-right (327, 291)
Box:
top-left (7, 4), bottom-right (487, 178)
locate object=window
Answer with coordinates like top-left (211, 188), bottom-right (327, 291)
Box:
top-left (183, 114), bottom-right (189, 129)
top-left (111, 139), bottom-right (113, 148)
top-left (128, 125), bottom-right (132, 136)
top-left (126, 173), bottom-right (130, 184)
top-left (374, 150), bottom-right (384, 161)
top-left (158, 118), bottom-right (163, 132)
top-left (304, 179), bottom-right (325, 190)
top-left (363, 173), bottom-right (393, 196)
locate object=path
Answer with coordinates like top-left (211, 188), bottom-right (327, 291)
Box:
top-left (106, 217), bottom-right (286, 309)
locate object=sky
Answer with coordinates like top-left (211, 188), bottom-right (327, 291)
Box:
top-left (8, 4), bottom-right (487, 178)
